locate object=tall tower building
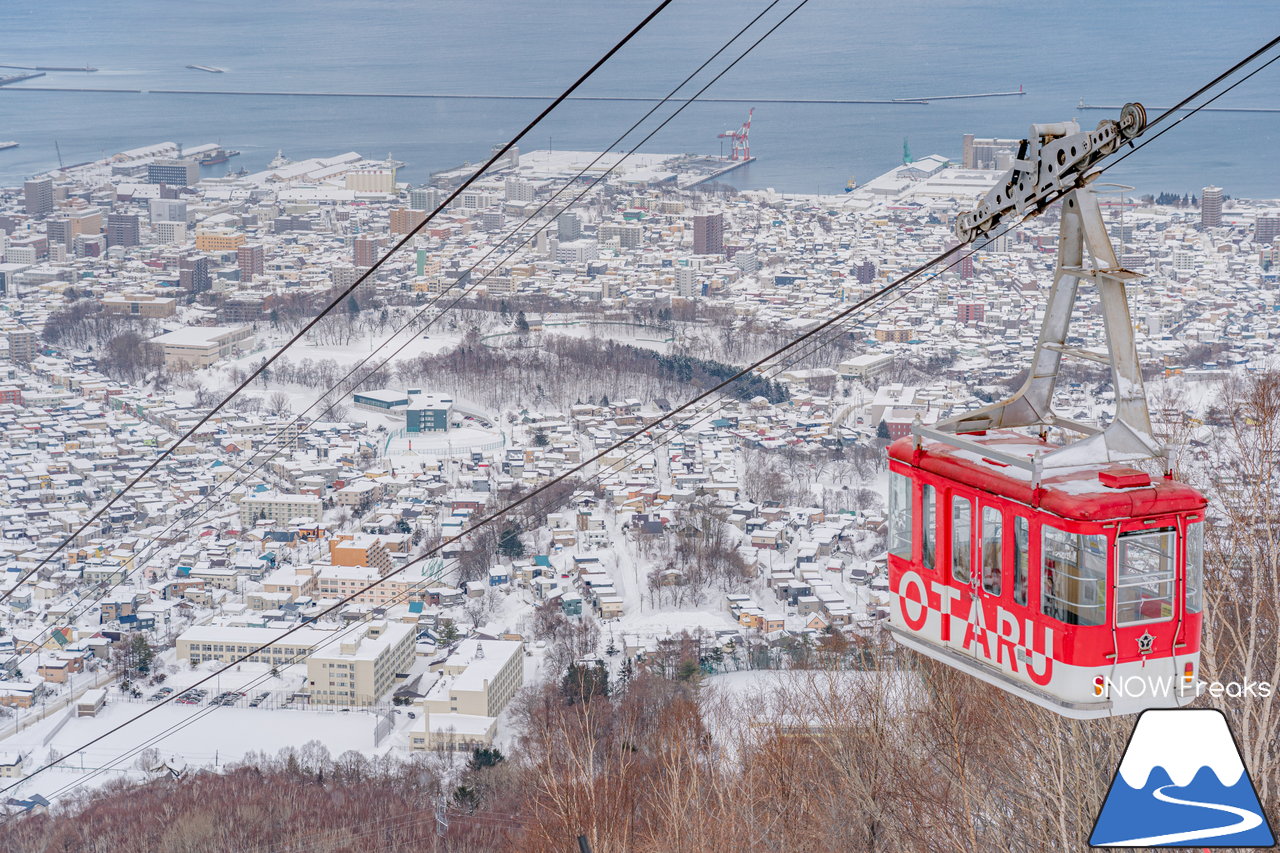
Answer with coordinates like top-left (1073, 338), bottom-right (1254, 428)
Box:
top-left (23, 178), bottom-right (53, 218)
top-left (1255, 210), bottom-right (1280, 246)
top-left (46, 209), bottom-right (102, 248)
top-left (557, 212), bottom-right (581, 241)
top-left (855, 260), bottom-right (876, 284)
top-left (693, 212), bottom-right (724, 255)
top-left (675, 267), bottom-right (698, 299)
top-left (238, 243), bottom-right (265, 280)
top-left (106, 213), bottom-right (141, 248)
top-left (179, 255), bottom-right (211, 294)
top-left (149, 198), bottom-right (188, 225)
top-left (505, 178), bottom-right (534, 203)
top-left (7, 329), bottom-right (38, 363)
top-left (353, 236), bottom-right (381, 268)
top-left (390, 208), bottom-right (427, 235)
top-left (1201, 186), bottom-right (1223, 229)
top-left (147, 159), bottom-right (200, 187)
top-left (45, 217), bottom-right (71, 248)
top-left (409, 186), bottom-right (442, 212)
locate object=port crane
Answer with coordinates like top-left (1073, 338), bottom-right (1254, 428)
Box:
top-left (884, 103), bottom-right (1208, 718)
top-left (717, 107), bottom-right (753, 161)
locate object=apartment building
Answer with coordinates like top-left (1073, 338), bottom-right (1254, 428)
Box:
top-left (194, 228), bottom-right (247, 252)
top-left (313, 565), bottom-right (396, 606)
top-left (329, 534), bottom-right (393, 573)
top-left (238, 493), bottom-right (323, 526)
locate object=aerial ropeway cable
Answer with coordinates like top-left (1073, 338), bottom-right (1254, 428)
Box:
top-left (5, 30), bottom-right (1277, 801)
top-left (0, 0), bottom-right (803, 680)
top-left (882, 36), bottom-right (1280, 718)
top-left (0, 0), bottom-right (681, 608)
top-left (21, 212), bottom-right (984, 803)
top-left (0, 206), bottom-right (1158, 800)
top-left (0, 0), bottom-right (831, 798)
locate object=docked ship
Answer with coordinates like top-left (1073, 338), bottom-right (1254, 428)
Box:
top-left (183, 143), bottom-right (240, 166)
top-left (198, 147), bottom-right (240, 166)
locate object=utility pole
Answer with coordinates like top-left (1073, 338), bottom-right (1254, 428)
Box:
top-left (435, 793), bottom-right (449, 843)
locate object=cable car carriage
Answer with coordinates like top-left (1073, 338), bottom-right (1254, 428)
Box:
top-left (884, 105), bottom-right (1208, 718)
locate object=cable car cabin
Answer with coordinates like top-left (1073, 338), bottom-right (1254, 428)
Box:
top-left (884, 431), bottom-right (1207, 719)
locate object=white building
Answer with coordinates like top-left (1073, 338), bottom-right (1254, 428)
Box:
top-left (150, 325), bottom-right (253, 369)
top-left (238, 492), bottom-right (323, 526)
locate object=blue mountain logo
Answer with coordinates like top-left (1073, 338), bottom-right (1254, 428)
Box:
top-left (1090, 709), bottom-right (1275, 848)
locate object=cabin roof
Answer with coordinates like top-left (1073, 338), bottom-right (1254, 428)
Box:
top-left (888, 432), bottom-right (1206, 522)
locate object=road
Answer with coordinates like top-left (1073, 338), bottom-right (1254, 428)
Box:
top-left (0, 668), bottom-right (115, 742)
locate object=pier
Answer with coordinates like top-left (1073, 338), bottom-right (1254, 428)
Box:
top-left (0, 64), bottom-right (96, 72)
top-left (0, 86), bottom-right (1032, 105)
top-left (1078, 100), bottom-right (1280, 114)
top-left (0, 72), bottom-right (46, 87)
top-left (681, 155), bottom-right (754, 187)
top-left (895, 89), bottom-right (1026, 102)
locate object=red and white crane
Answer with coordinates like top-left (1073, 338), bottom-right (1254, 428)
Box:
top-left (717, 107), bottom-right (754, 161)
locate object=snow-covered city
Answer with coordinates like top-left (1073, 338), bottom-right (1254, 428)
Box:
top-left (0, 2), bottom-right (1278, 849)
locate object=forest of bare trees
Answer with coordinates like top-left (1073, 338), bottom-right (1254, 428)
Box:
top-left (253, 329), bottom-right (788, 414)
top-left (41, 301), bottom-right (164, 382)
top-left (0, 660), bottom-right (1136, 853)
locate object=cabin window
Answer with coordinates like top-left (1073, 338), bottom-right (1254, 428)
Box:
top-left (1117, 530), bottom-right (1176, 625)
top-left (1186, 522), bottom-right (1203, 614)
top-left (981, 507), bottom-right (1002, 595)
top-left (951, 496), bottom-right (972, 583)
top-left (1012, 516), bottom-right (1029, 606)
top-left (888, 472), bottom-right (912, 560)
top-left (922, 484), bottom-right (937, 570)
top-left (1041, 525), bottom-right (1106, 626)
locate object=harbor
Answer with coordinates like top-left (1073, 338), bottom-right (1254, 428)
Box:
top-left (431, 148), bottom-right (757, 191)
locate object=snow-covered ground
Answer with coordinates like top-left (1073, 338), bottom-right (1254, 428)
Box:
top-left (3, 698), bottom-right (388, 801)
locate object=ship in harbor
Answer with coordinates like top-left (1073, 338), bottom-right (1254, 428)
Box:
top-left (199, 148), bottom-right (239, 166)
top-left (182, 143), bottom-right (240, 166)
top-left (0, 142), bottom-right (18, 152)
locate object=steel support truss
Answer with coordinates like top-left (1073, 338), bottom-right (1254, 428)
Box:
top-left (917, 186), bottom-right (1167, 483)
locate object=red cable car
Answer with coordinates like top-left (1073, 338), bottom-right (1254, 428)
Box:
top-left (884, 106), bottom-right (1209, 717)
top-left (885, 433), bottom-right (1206, 718)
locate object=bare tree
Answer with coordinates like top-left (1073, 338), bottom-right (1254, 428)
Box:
top-left (266, 391), bottom-right (293, 418)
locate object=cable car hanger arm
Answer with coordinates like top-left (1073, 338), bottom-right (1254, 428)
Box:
top-left (923, 103), bottom-right (1165, 480)
top-left (954, 103), bottom-right (1146, 244)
